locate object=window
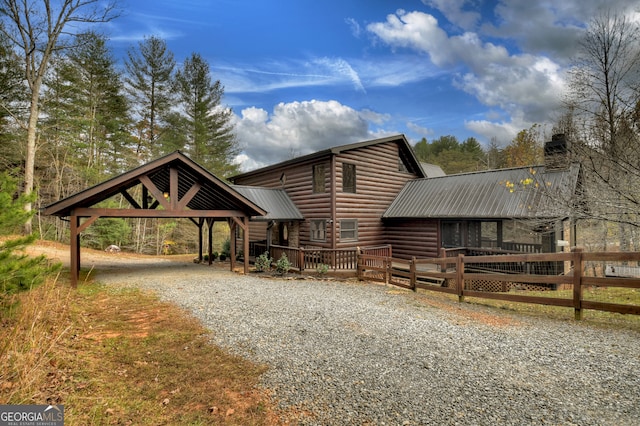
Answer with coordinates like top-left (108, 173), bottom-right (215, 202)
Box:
top-left (441, 222), bottom-right (462, 247)
top-left (313, 164), bottom-right (325, 193)
top-left (398, 157), bottom-right (409, 173)
top-left (340, 219), bottom-right (358, 241)
top-left (342, 163), bottom-right (356, 193)
top-left (310, 219), bottom-right (326, 242)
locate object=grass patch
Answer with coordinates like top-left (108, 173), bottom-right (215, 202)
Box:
top-left (461, 287), bottom-right (640, 331)
top-left (0, 279), bottom-right (283, 425)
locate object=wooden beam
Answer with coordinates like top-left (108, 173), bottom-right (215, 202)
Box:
top-left (78, 215), bottom-right (100, 233)
top-left (142, 186), bottom-right (149, 209)
top-left (170, 167), bottom-right (178, 210)
top-left (230, 216), bottom-right (247, 230)
top-left (177, 182), bottom-right (202, 210)
top-left (139, 175), bottom-right (170, 210)
top-left (71, 208), bottom-right (247, 218)
top-left (120, 189), bottom-right (141, 209)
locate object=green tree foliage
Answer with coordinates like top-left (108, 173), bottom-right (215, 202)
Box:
top-left (413, 135), bottom-right (486, 174)
top-left (170, 53), bottom-right (240, 177)
top-left (124, 35), bottom-right (176, 160)
top-left (42, 32), bottom-right (132, 191)
top-left (0, 0), bottom-right (120, 235)
top-left (0, 171), bottom-right (59, 296)
top-left (0, 23), bottom-right (24, 170)
top-left (503, 125), bottom-right (544, 167)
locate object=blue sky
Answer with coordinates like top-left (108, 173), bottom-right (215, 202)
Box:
top-left (106, 0), bottom-right (639, 171)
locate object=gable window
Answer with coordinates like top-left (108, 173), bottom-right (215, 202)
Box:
top-left (313, 164), bottom-right (325, 193)
top-left (342, 163), bottom-right (356, 193)
top-left (310, 219), bottom-right (326, 242)
top-left (340, 219), bottom-right (358, 241)
top-left (398, 157), bottom-right (409, 173)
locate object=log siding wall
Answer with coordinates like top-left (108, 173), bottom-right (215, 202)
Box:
top-left (335, 143), bottom-right (418, 249)
top-left (384, 219), bottom-right (440, 259)
top-left (232, 140), bottom-right (421, 250)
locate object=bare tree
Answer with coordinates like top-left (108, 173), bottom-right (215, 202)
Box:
top-left (0, 0), bottom-right (120, 234)
top-left (562, 10), bottom-right (640, 239)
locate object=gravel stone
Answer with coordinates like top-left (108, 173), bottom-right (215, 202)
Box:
top-left (97, 263), bottom-right (640, 425)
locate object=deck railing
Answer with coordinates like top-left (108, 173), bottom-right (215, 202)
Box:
top-left (357, 248), bottom-right (640, 319)
top-left (262, 244), bottom-right (362, 271)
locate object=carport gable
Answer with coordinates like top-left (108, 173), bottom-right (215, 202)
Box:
top-left (43, 151), bottom-right (266, 286)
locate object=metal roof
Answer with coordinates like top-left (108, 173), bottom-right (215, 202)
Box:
top-left (420, 162), bottom-right (446, 178)
top-left (232, 185), bottom-right (304, 221)
top-left (383, 164), bottom-right (581, 220)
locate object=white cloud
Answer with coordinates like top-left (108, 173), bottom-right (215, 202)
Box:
top-left (421, 0), bottom-right (481, 30)
top-left (367, 9), bottom-right (567, 134)
top-left (233, 100), bottom-right (371, 171)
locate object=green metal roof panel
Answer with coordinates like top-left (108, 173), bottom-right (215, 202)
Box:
top-left (383, 164), bottom-right (580, 220)
top-left (232, 185), bottom-right (304, 221)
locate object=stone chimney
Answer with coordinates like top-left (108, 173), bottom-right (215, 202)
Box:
top-left (544, 133), bottom-right (570, 170)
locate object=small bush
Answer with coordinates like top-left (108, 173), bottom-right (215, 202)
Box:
top-left (221, 239), bottom-right (231, 258)
top-left (316, 263), bottom-right (329, 276)
top-left (275, 253), bottom-right (291, 276)
top-left (219, 254), bottom-right (227, 261)
top-left (212, 251), bottom-right (218, 260)
top-left (254, 251), bottom-right (272, 272)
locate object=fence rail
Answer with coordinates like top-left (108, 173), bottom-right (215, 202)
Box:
top-left (357, 249), bottom-right (640, 319)
top-left (260, 245), bottom-right (362, 271)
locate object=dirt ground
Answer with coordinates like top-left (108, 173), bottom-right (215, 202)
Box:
top-left (25, 239), bottom-right (230, 285)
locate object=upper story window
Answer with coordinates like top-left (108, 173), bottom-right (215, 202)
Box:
top-left (313, 164), bottom-right (325, 193)
top-left (342, 163), bottom-right (356, 193)
top-left (310, 219), bottom-right (327, 242)
top-left (398, 157), bottom-right (409, 173)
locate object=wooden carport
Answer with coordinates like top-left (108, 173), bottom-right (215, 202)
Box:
top-left (43, 151), bottom-right (266, 287)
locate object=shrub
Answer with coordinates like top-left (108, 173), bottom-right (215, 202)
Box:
top-left (316, 263), bottom-right (329, 276)
top-left (254, 251), bottom-right (272, 272)
top-left (221, 239), bottom-right (231, 258)
top-left (275, 253), bottom-right (291, 276)
top-left (219, 254), bottom-right (227, 261)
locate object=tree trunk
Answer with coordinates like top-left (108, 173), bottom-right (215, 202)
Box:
top-left (23, 84), bottom-right (42, 235)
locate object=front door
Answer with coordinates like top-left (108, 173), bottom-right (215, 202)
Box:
top-left (279, 223), bottom-right (289, 246)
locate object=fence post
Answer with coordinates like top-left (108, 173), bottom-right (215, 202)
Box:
top-left (299, 247), bottom-right (305, 272)
top-left (457, 254), bottom-right (465, 302)
top-left (410, 257), bottom-right (417, 291)
top-left (572, 247), bottom-right (583, 320)
top-left (385, 258), bottom-right (390, 284)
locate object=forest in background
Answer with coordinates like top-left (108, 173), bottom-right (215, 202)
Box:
top-left (1, 3), bottom-right (639, 256)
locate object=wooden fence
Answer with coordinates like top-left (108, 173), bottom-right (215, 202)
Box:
top-left (357, 248), bottom-right (640, 319)
top-left (265, 244), bottom-right (360, 272)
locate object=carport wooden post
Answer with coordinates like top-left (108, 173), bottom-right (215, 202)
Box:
top-left (70, 213), bottom-right (80, 288)
top-left (243, 217), bottom-right (250, 273)
top-left (197, 218), bottom-right (204, 262)
top-left (207, 218), bottom-right (214, 265)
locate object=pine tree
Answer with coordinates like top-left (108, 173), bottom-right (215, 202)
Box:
top-left (42, 31), bottom-right (132, 187)
top-left (124, 35), bottom-right (176, 160)
top-left (0, 22), bottom-right (25, 171)
top-left (0, 171), bottom-right (60, 296)
top-left (172, 52), bottom-right (240, 177)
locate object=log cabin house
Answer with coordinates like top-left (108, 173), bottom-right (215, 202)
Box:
top-left (229, 134), bottom-right (581, 264)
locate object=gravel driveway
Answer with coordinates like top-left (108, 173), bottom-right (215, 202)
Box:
top-left (95, 262), bottom-right (640, 425)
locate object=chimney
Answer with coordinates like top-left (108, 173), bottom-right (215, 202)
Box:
top-left (544, 133), bottom-right (570, 170)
